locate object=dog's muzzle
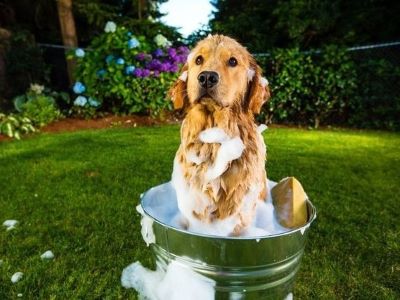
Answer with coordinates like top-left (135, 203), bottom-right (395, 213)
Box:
top-left (198, 71), bottom-right (219, 89)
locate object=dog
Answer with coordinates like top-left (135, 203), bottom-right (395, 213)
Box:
top-left (169, 35), bottom-right (270, 236)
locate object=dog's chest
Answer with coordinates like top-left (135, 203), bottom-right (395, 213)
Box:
top-left (176, 103), bottom-right (263, 219)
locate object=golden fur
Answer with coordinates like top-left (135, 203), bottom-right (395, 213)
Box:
top-left (169, 35), bottom-right (270, 234)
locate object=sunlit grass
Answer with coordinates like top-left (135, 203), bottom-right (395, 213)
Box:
top-left (0, 126), bottom-right (399, 298)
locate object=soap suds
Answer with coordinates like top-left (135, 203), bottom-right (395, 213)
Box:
top-left (260, 77), bottom-right (269, 87)
top-left (199, 127), bottom-right (245, 182)
top-left (257, 124), bottom-right (268, 134)
top-left (179, 71), bottom-right (188, 82)
top-left (199, 127), bottom-right (229, 143)
top-left (3, 220), bottom-right (18, 231)
top-left (136, 205), bottom-right (155, 246)
top-left (142, 180), bottom-right (288, 237)
top-left (204, 136), bottom-right (245, 181)
top-left (187, 52), bottom-right (194, 63)
top-left (247, 68), bottom-right (255, 81)
top-left (40, 250), bottom-right (54, 260)
top-left (11, 272), bottom-right (23, 283)
top-left (285, 292), bottom-right (293, 300)
top-left (186, 150), bottom-right (204, 165)
top-left (229, 291), bottom-right (243, 300)
top-left (122, 260), bottom-right (215, 300)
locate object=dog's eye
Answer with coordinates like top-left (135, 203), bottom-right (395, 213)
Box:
top-left (195, 55), bottom-right (203, 65)
top-left (228, 57), bottom-right (238, 67)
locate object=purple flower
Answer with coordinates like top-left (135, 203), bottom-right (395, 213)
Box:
top-left (136, 53), bottom-right (146, 61)
top-left (133, 68), bottom-right (151, 78)
top-left (146, 59), bottom-right (162, 71)
top-left (153, 70), bottom-right (160, 77)
top-left (159, 62), bottom-right (170, 72)
top-left (169, 64), bottom-right (179, 72)
top-left (136, 53), bottom-right (152, 61)
top-left (133, 68), bottom-right (143, 77)
top-left (175, 55), bottom-right (187, 64)
top-left (153, 48), bottom-right (164, 57)
top-left (167, 48), bottom-right (177, 58)
top-left (142, 69), bottom-right (151, 77)
top-left (178, 46), bottom-right (190, 54)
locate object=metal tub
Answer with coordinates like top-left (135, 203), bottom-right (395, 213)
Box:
top-left (141, 182), bottom-right (316, 300)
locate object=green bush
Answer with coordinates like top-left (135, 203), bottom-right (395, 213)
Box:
top-left (350, 59), bottom-right (400, 131)
top-left (13, 84), bottom-right (65, 127)
top-left (1, 30), bottom-right (49, 109)
top-left (262, 46), bottom-right (358, 128)
top-left (71, 21), bottom-right (189, 116)
top-left (0, 113), bottom-right (36, 140)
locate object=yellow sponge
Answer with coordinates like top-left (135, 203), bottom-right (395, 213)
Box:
top-left (271, 177), bottom-right (308, 228)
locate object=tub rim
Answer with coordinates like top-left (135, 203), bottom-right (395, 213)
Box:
top-left (140, 183), bottom-right (317, 241)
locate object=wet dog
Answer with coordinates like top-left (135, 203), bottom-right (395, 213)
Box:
top-left (169, 35), bottom-right (270, 235)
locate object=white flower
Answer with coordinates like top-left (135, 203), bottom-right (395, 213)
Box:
top-left (154, 34), bottom-right (171, 47)
top-left (104, 21), bottom-right (117, 33)
top-left (75, 48), bottom-right (85, 58)
top-left (30, 83), bottom-right (45, 94)
top-left (88, 97), bottom-right (100, 107)
top-left (74, 96), bottom-right (87, 107)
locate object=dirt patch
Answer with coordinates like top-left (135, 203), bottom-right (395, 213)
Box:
top-left (0, 113), bottom-right (182, 142)
top-left (0, 135), bottom-right (11, 142)
top-left (42, 114), bottom-right (180, 133)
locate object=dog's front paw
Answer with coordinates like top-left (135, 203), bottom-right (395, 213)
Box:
top-left (199, 127), bottom-right (229, 143)
top-left (220, 136), bottom-right (245, 161)
top-left (205, 136), bottom-right (245, 181)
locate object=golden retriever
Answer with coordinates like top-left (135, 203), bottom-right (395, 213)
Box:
top-left (169, 35), bottom-right (270, 236)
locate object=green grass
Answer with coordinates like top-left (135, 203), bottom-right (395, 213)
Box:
top-left (0, 126), bottom-right (399, 299)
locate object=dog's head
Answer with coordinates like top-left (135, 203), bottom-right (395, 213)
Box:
top-left (169, 35), bottom-right (270, 114)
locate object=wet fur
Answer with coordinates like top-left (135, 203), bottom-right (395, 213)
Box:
top-left (169, 35), bottom-right (270, 234)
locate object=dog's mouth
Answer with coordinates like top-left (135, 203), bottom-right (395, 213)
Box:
top-left (196, 88), bottom-right (218, 103)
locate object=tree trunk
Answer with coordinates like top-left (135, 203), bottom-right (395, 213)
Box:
top-left (138, 0), bottom-right (146, 20)
top-left (56, 0), bottom-right (77, 85)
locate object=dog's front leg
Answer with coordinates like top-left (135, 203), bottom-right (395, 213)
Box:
top-left (199, 127), bottom-right (245, 181)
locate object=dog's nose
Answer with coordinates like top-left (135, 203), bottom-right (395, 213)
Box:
top-left (197, 71), bottom-right (219, 89)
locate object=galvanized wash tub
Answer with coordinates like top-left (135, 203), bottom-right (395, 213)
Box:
top-left (140, 182), bottom-right (317, 300)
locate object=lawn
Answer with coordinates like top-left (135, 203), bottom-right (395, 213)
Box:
top-left (0, 126), bottom-right (399, 299)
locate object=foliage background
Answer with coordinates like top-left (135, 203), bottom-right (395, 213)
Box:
top-left (0, 0), bottom-right (399, 131)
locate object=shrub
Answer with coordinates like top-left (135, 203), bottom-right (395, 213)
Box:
top-left (350, 58), bottom-right (400, 131)
top-left (71, 21), bottom-right (189, 116)
top-left (261, 46), bottom-right (358, 128)
top-left (1, 30), bottom-right (49, 109)
top-left (0, 113), bottom-right (36, 140)
top-left (13, 84), bottom-right (65, 127)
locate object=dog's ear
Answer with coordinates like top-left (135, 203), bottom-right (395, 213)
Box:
top-left (168, 64), bottom-right (189, 110)
top-left (246, 60), bottom-right (271, 114)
